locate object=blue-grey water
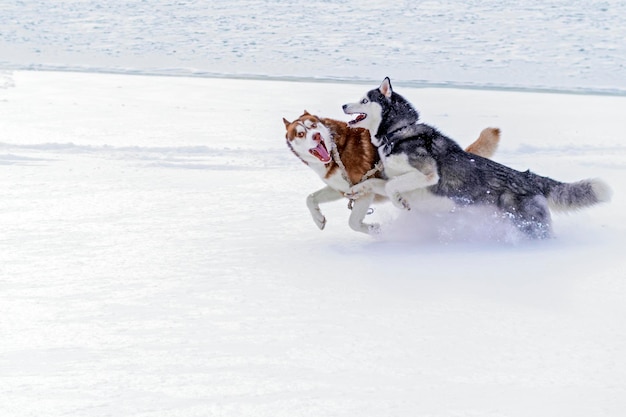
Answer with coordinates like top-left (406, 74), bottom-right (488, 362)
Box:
top-left (1, 0), bottom-right (625, 94)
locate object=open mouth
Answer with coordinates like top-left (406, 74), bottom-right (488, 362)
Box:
top-left (309, 141), bottom-right (331, 163)
top-left (348, 113), bottom-right (367, 126)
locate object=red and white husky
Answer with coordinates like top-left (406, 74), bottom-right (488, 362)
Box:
top-left (283, 111), bottom-right (500, 234)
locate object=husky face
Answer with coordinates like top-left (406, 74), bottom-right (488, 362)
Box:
top-left (343, 77), bottom-right (420, 146)
top-left (341, 80), bottom-right (391, 145)
top-left (283, 111), bottom-right (333, 165)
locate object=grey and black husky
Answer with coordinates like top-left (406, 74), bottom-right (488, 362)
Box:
top-left (343, 77), bottom-right (612, 238)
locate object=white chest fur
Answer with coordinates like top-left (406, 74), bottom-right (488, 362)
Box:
top-left (381, 153), bottom-right (413, 177)
top-left (309, 163), bottom-right (351, 193)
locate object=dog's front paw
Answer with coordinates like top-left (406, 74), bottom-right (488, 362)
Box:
top-left (309, 208), bottom-right (326, 230)
top-left (345, 183), bottom-right (371, 200)
top-left (367, 223), bottom-right (382, 235)
top-left (391, 192), bottom-right (411, 210)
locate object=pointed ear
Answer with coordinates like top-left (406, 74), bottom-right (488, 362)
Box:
top-left (303, 110), bottom-right (310, 115)
top-left (283, 117), bottom-right (291, 128)
top-left (379, 77), bottom-right (393, 98)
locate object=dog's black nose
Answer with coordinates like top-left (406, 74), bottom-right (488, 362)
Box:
top-left (342, 104), bottom-right (348, 110)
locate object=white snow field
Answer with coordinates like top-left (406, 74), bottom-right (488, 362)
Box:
top-left (1, 70), bottom-right (626, 416)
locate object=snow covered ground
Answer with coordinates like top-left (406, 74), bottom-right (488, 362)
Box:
top-left (2, 0), bottom-right (626, 415)
top-left (1, 70), bottom-right (625, 416)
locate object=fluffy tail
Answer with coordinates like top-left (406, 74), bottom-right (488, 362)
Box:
top-left (547, 178), bottom-right (612, 212)
top-left (465, 127), bottom-right (500, 159)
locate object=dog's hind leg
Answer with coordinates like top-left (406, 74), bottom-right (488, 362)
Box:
top-left (348, 193), bottom-right (379, 234)
top-left (515, 195), bottom-right (553, 239)
top-left (307, 186), bottom-right (343, 230)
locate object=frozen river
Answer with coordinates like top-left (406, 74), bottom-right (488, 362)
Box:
top-left (1, 0), bottom-right (625, 93)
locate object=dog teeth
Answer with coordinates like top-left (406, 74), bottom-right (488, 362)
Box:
top-left (349, 113), bottom-right (365, 125)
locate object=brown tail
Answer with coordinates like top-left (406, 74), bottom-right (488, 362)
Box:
top-left (464, 127), bottom-right (500, 159)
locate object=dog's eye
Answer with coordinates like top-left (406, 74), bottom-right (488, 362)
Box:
top-left (361, 98), bottom-right (368, 104)
top-left (297, 132), bottom-right (305, 138)
top-left (311, 123), bottom-right (317, 128)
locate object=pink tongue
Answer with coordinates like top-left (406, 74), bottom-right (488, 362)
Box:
top-left (313, 143), bottom-right (331, 163)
